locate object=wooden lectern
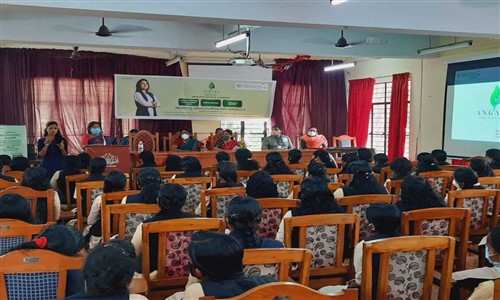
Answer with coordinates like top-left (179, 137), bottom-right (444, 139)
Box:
top-left (85, 145), bottom-right (130, 174)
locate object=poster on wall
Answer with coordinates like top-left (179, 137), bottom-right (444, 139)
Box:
top-left (0, 125), bottom-right (27, 158)
top-left (114, 74), bottom-right (276, 120)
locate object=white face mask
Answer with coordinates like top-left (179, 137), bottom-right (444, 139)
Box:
top-left (308, 131), bottom-right (317, 137)
top-left (181, 133), bottom-right (189, 140)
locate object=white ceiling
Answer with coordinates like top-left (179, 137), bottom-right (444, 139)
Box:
top-left (1, 1), bottom-right (499, 61)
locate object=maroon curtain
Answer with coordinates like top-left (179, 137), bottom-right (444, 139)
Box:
top-left (388, 72), bottom-right (410, 160)
top-left (347, 78), bottom-right (375, 147)
top-left (272, 60), bottom-right (347, 144)
top-left (0, 48), bottom-right (189, 153)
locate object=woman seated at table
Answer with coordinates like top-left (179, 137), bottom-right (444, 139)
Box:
top-left (81, 121), bottom-right (116, 146)
top-left (171, 128), bottom-right (204, 151)
top-left (214, 129), bottom-right (239, 151)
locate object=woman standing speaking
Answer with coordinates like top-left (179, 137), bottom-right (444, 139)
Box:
top-left (38, 121), bottom-right (68, 179)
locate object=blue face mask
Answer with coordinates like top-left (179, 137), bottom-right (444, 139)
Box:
top-left (485, 246), bottom-right (500, 267)
top-left (90, 128), bottom-right (101, 135)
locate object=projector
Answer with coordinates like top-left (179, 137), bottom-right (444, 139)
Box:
top-left (230, 58), bottom-right (255, 66)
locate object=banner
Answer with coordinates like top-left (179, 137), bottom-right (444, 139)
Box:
top-left (0, 125), bottom-right (27, 158)
top-left (115, 75), bottom-right (276, 120)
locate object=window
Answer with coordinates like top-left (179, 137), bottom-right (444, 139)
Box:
top-left (366, 80), bottom-right (411, 157)
top-left (220, 120), bottom-right (271, 151)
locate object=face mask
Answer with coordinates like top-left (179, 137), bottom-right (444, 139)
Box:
top-left (452, 179), bottom-right (462, 190)
top-left (181, 133), bottom-right (189, 140)
top-left (485, 246), bottom-right (500, 267)
top-left (90, 128), bottom-right (101, 135)
top-left (308, 131), bottom-right (317, 137)
top-left (222, 135), bottom-right (230, 141)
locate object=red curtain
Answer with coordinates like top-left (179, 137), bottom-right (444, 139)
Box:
top-left (272, 60), bottom-right (347, 144)
top-left (347, 78), bottom-right (375, 147)
top-left (388, 72), bottom-right (410, 160)
top-left (0, 48), bottom-right (189, 153)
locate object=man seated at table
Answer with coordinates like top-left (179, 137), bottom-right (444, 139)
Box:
top-left (261, 125), bottom-right (294, 150)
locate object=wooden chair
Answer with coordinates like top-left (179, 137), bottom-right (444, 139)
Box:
top-left (0, 219), bottom-right (51, 253)
top-left (440, 165), bottom-right (465, 172)
top-left (0, 178), bottom-right (19, 190)
top-left (75, 181), bottom-right (105, 230)
top-left (494, 170), bottom-right (500, 176)
top-left (288, 163), bottom-right (308, 178)
top-left (284, 214), bottom-right (360, 288)
top-left (141, 218), bottom-right (226, 296)
top-left (202, 165), bottom-right (218, 177)
top-left (337, 194), bottom-right (396, 241)
top-left (0, 186), bottom-right (55, 223)
top-left (361, 236), bottom-right (455, 300)
top-left (379, 167), bottom-right (392, 185)
top-left (337, 173), bottom-right (351, 186)
top-left (64, 174), bottom-right (88, 209)
top-left (447, 189), bottom-right (500, 238)
top-left (495, 279), bottom-right (500, 300)
top-left (292, 183), bottom-right (344, 199)
top-left (199, 282), bottom-right (358, 300)
top-left (385, 179), bottom-right (403, 198)
top-left (401, 208), bottom-right (471, 271)
top-left (418, 171), bottom-right (454, 198)
top-left (131, 130), bottom-right (159, 152)
top-left (243, 248), bottom-right (312, 285)
top-left (332, 135), bottom-right (357, 148)
top-left (206, 187), bottom-right (247, 218)
top-left (3, 171), bottom-right (24, 181)
top-left (326, 168), bottom-right (342, 182)
top-left (478, 176), bottom-right (500, 189)
top-left (271, 174), bottom-right (303, 198)
top-left (171, 177), bottom-right (216, 213)
top-left (255, 198), bottom-right (299, 239)
top-left (132, 166), bottom-right (165, 190)
top-left (101, 203), bottom-right (160, 242)
top-left (159, 171), bottom-right (184, 184)
top-left (162, 132), bottom-right (178, 152)
top-left (0, 249), bottom-right (85, 300)
top-left (237, 170), bottom-right (258, 185)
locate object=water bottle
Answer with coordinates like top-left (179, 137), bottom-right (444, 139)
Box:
top-left (138, 141), bottom-right (144, 153)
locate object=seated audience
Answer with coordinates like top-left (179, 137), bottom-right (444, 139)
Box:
top-left (172, 128), bottom-right (204, 151)
top-left (388, 157), bottom-right (413, 181)
top-left (372, 153), bottom-right (389, 174)
top-left (119, 128), bottom-right (138, 145)
top-left (77, 152), bottom-right (92, 171)
top-left (357, 147), bottom-right (373, 163)
top-left (452, 168), bottom-right (484, 190)
top-left (67, 240), bottom-right (147, 300)
top-left (22, 166), bottom-right (61, 223)
top-left (261, 125), bottom-right (294, 150)
top-left (245, 171), bottom-right (278, 199)
top-left (75, 157), bottom-right (107, 215)
top-left (0, 154), bottom-right (12, 168)
top-left (416, 152), bottom-right (441, 174)
top-left (339, 153), bottom-right (359, 174)
top-left (226, 196), bottom-right (284, 249)
top-left (214, 129), bottom-right (239, 150)
top-left (311, 149), bottom-right (338, 168)
top-left (277, 178), bottom-right (344, 245)
top-left (175, 156), bottom-right (203, 178)
top-left (307, 162), bottom-right (330, 184)
top-left (0, 161), bottom-right (16, 182)
top-left (235, 148), bottom-right (260, 171)
top-left (0, 193), bottom-right (35, 223)
top-left (469, 156), bottom-right (495, 177)
top-left (299, 127), bottom-right (328, 149)
top-left (485, 148), bottom-right (500, 169)
top-left (136, 151), bottom-right (157, 168)
top-left (131, 184), bottom-right (198, 270)
top-left (51, 155), bottom-right (82, 205)
top-left (396, 176), bottom-right (446, 212)
top-left (123, 168), bottom-right (161, 204)
top-left (333, 161), bottom-right (388, 199)
top-left (165, 154), bottom-right (183, 171)
top-left (431, 149), bottom-right (450, 166)
top-left (181, 232), bottom-right (277, 299)
top-left (287, 149), bottom-right (302, 164)
top-left (215, 161), bottom-right (243, 188)
top-left (9, 156), bottom-right (29, 172)
top-left (263, 152), bottom-right (293, 175)
top-left (7, 225), bottom-right (85, 297)
top-left (215, 151), bottom-right (231, 163)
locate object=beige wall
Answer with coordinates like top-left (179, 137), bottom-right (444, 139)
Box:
top-left (192, 120), bottom-right (221, 142)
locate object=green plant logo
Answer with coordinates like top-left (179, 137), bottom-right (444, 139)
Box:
top-left (491, 85), bottom-right (500, 110)
top-left (208, 82), bottom-right (215, 90)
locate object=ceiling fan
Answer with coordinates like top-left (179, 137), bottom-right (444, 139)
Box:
top-left (335, 30), bottom-right (387, 48)
top-left (95, 17), bottom-right (151, 37)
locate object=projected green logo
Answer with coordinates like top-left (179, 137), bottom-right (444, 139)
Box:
top-left (208, 82), bottom-right (215, 90)
top-left (491, 85), bottom-right (500, 110)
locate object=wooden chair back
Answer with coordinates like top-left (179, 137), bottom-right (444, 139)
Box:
top-left (332, 135), bottom-right (357, 148)
top-left (0, 179), bottom-right (19, 190)
top-left (4, 171), bottom-right (24, 181)
top-left (141, 218), bottom-right (226, 293)
top-left (171, 177), bottom-right (216, 213)
top-left (386, 179), bottom-right (403, 198)
top-left (131, 130), bottom-right (159, 152)
top-left (401, 207), bottom-right (471, 271)
top-left (199, 282), bottom-right (358, 300)
top-left (162, 132), bottom-right (178, 152)
top-left (64, 174), bottom-right (88, 209)
top-left (292, 182), bottom-right (344, 198)
top-left (284, 214), bottom-right (360, 279)
top-left (0, 219), bottom-right (52, 253)
top-left (337, 173), bottom-right (351, 186)
top-left (271, 174), bottom-right (303, 198)
top-left (203, 166), bottom-right (218, 177)
top-left (255, 198), bottom-right (300, 239)
top-left (494, 170), bottom-right (500, 176)
top-left (101, 203), bottom-right (160, 242)
top-left (478, 176), bottom-right (500, 189)
top-left (206, 187), bottom-right (247, 218)
top-left (337, 194), bottom-right (396, 241)
top-left (243, 248), bottom-right (312, 285)
top-left (447, 189), bottom-right (500, 237)
top-left (440, 165), bottom-right (465, 172)
top-left (0, 186), bottom-right (55, 223)
top-left (288, 163), bottom-right (308, 178)
top-left (418, 171), bottom-right (454, 198)
top-left (379, 167), bottom-right (392, 185)
top-left (237, 170), bottom-right (258, 185)
top-left (132, 166), bottom-right (165, 190)
top-left (361, 236), bottom-right (455, 300)
top-left (494, 279), bottom-right (500, 300)
top-left (75, 181), bottom-right (104, 230)
top-left (159, 171), bottom-right (184, 184)
top-left (0, 249), bottom-right (85, 300)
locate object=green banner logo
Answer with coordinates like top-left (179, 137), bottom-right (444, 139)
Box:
top-left (209, 81), bottom-right (215, 90)
top-left (490, 85), bottom-right (500, 110)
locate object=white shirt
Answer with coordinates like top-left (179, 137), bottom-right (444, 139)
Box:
top-left (134, 92), bottom-right (159, 116)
